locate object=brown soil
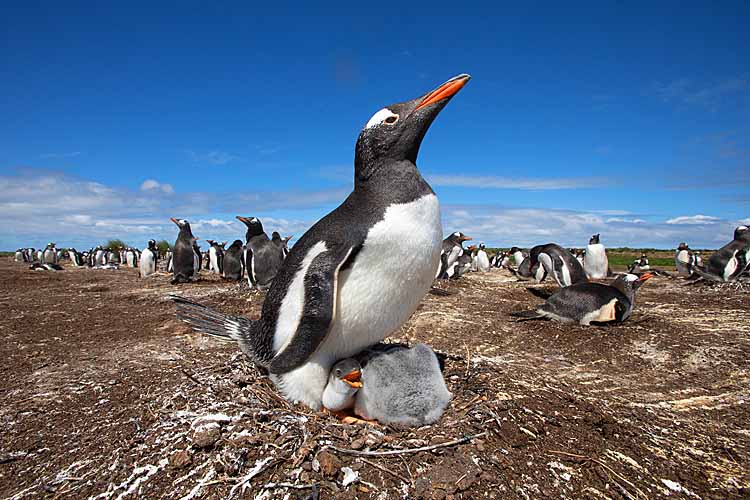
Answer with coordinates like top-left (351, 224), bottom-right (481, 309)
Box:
top-left (1, 260), bottom-right (748, 499)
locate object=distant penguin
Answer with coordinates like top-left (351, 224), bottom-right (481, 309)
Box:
top-left (528, 243), bottom-right (587, 287)
top-left (206, 239), bottom-right (224, 274)
top-left (509, 255), bottom-right (547, 282)
top-left (674, 242), bottom-right (694, 277)
top-left (692, 251), bottom-right (703, 268)
top-left (125, 248), bottom-right (137, 267)
top-left (14, 249), bottom-right (24, 262)
top-left (584, 234), bottom-right (609, 279)
top-left (436, 231), bottom-right (472, 279)
top-left (221, 240), bottom-right (245, 281)
top-left (271, 233), bottom-right (293, 259)
top-left (323, 344), bottom-right (451, 427)
top-left (170, 218), bottom-right (198, 284)
top-left (509, 246), bottom-right (525, 267)
top-left (452, 248), bottom-right (474, 278)
top-left (68, 248), bottom-right (84, 267)
top-left (628, 253), bottom-right (650, 273)
top-left (475, 243), bottom-right (490, 272)
top-left (43, 243), bottom-right (57, 264)
top-left (236, 216), bottom-right (284, 290)
top-left (693, 226), bottom-right (750, 282)
top-left (193, 242), bottom-right (202, 274)
top-left (140, 240), bottom-right (158, 278)
top-left (30, 262), bottom-right (63, 271)
top-left (574, 249), bottom-right (586, 267)
top-left (173, 73), bottom-right (470, 410)
top-left (512, 273), bottom-right (653, 325)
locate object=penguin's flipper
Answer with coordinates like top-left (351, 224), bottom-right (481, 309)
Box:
top-left (510, 309), bottom-right (545, 322)
top-left (525, 287), bottom-right (553, 300)
top-left (691, 265), bottom-right (724, 282)
top-left (269, 245), bottom-right (358, 375)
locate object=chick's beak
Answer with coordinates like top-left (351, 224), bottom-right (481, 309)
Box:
top-left (342, 370), bottom-right (363, 388)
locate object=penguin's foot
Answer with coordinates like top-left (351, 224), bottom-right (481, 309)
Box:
top-left (324, 409), bottom-right (378, 426)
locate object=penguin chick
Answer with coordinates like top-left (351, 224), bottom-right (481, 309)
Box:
top-left (321, 358), bottom-right (363, 412)
top-left (354, 344), bottom-right (452, 428)
top-left (511, 273), bottom-right (653, 325)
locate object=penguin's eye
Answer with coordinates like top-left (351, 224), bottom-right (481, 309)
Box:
top-left (384, 115), bottom-right (399, 125)
top-left (335, 369), bottom-right (342, 377)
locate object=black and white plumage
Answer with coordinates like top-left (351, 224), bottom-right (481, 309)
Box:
top-left (628, 253), bottom-right (650, 274)
top-left (174, 74), bottom-right (470, 410)
top-left (674, 242), bottom-right (694, 277)
top-left (584, 233), bottom-right (609, 279)
top-left (322, 344), bottom-right (452, 428)
top-left (42, 243), bottom-right (57, 264)
top-left (237, 217), bottom-right (284, 290)
top-left (528, 243), bottom-right (588, 287)
top-left (272, 232), bottom-right (293, 259)
top-left (475, 243), bottom-right (490, 272)
top-left (511, 273), bottom-right (653, 325)
top-left (508, 255), bottom-right (547, 282)
top-left (170, 218), bottom-right (198, 284)
top-left (436, 231), bottom-right (472, 279)
top-left (206, 239), bottom-right (225, 274)
top-left (693, 226), bottom-right (750, 282)
top-left (222, 240), bottom-right (245, 281)
top-left (140, 240), bottom-right (159, 277)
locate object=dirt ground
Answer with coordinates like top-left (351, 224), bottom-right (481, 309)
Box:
top-left (1, 259), bottom-right (748, 499)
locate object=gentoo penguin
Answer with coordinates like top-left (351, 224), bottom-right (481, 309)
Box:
top-left (170, 218), bottom-right (198, 284)
top-left (511, 273), bottom-right (654, 325)
top-left (475, 243), bottom-right (490, 272)
top-left (436, 231), bottom-right (472, 279)
top-left (139, 239), bottom-right (158, 278)
top-left (173, 74), bottom-right (470, 410)
top-left (271, 232), bottom-right (293, 259)
top-left (14, 249), bottom-right (24, 262)
top-left (43, 243), bottom-right (57, 264)
top-left (221, 240), bottom-right (245, 281)
top-left (508, 255), bottom-right (547, 282)
top-left (509, 246), bottom-right (525, 267)
top-left (36, 249), bottom-right (43, 262)
top-left (30, 262), bottom-right (63, 271)
top-left (236, 216), bottom-right (284, 290)
top-left (628, 253), bottom-right (649, 274)
top-left (674, 242), bottom-right (693, 277)
top-left (574, 249), bottom-right (586, 267)
top-left (166, 250), bottom-right (174, 272)
top-left (125, 248), bottom-right (138, 267)
top-left (693, 226), bottom-right (750, 282)
top-left (452, 248), bottom-right (474, 278)
top-left (193, 242), bottom-right (202, 274)
top-left (68, 248), bottom-right (84, 267)
top-left (528, 243), bottom-right (587, 287)
top-left (323, 344), bottom-right (452, 428)
top-left (584, 234), bottom-right (609, 279)
top-left (206, 239), bottom-right (224, 274)
top-left (692, 251), bottom-right (703, 268)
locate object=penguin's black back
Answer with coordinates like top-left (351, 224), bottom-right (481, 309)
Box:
top-left (173, 228), bottom-right (195, 281)
top-left (543, 282), bottom-right (631, 322)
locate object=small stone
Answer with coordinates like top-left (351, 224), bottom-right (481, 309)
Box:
top-left (316, 450), bottom-right (341, 478)
top-left (191, 422), bottom-right (221, 449)
top-left (350, 438), bottom-right (365, 450)
top-left (301, 461), bottom-right (312, 471)
top-left (169, 449), bottom-right (192, 469)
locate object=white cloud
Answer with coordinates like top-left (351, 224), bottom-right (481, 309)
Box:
top-left (427, 174), bottom-right (609, 190)
top-left (140, 179), bottom-right (174, 194)
top-left (63, 214), bottom-right (93, 225)
top-left (606, 217), bottom-right (646, 224)
top-left (665, 215), bottom-right (720, 225)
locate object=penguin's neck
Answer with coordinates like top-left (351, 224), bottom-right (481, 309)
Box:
top-left (613, 281), bottom-right (636, 303)
top-left (354, 158), bottom-right (433, 204)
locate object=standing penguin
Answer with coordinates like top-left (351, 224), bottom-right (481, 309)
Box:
top-left (170, 218), bottom-right (199, 284)
top-left (174, 74), bottom-right (470, 410)
top-left (206, 239), bottom-right (224, 274)
top-left (528, 243), bottom-right (588, 287)
top-left (509, 246), bottom-right (525, 267)
top-left (43, 243), bottom-right (57, 264)
top-left (675, 242), bottom-right (694, 277)
top-left (236, 217), bottom-right (284, 290)
top-left (140, 239), bottom-right (158, 278)
top-left (272, 232), bottom-right (294, 259)
top-left (512, 273), bottom-right (653, 325)
top-left (193, 242), bottom-right (202, 274)
top-left (475, 243), bottom-right (490, 272)
top-left (222, 240), bottom-right (245, 281)
top-left (692, 251), bottom-right (703, 268)
top-left (584, 234), bottom-right (609, 279)
top-left (436, 231), bottom-right (472, 279)
top-left (693, 226), bottom-right (750, 282)
top-left (68, 248), bottom-right (85, 267)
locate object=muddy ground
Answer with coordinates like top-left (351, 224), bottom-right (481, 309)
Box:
top-left (1, 259), bottom-right (748, 499)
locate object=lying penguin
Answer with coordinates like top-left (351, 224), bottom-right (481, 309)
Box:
top-left (511, 273), bottom-right (653, 325)
top-left (322, 344), bottom-right (452, 428)
top-left (693, 226), bottom-right (750, 282)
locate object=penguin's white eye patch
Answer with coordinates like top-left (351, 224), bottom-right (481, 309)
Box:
top-left (364, 108), bottom-right (399, 129)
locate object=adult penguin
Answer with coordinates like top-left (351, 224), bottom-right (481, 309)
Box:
top-left (508, 255), bottom-right (547, 282)
top-left (43, 243), bottom-right (57, 264)
top-left (475, 243), bottom-right (490, 272)
top-left (675, 242), bottom-right (694, 277)
top-left (222, 240), bottom-right (245, 281)
top-left (173, 74), bottom-right (470, 410)
top-left (206, 239), bottom-right (224, 274)
top-left (236, 217), bottom-right (284, 290)
top-left (511, 273), bottom-right (654, 325)
top-left (68, 248), bottom-right (84, 267)
top-left (528, 243), bottom-right (588, 287)
top-left (170, 218), bottom-right (198, 284)
top-left (436, 231), bottom-right (472, 279)
top-left (509, 246), bottom-right (525, 267)
top-left (193, 242), bottom-right (202, 274)
top-left (140, 239), bottom-right (158, 278)
top-left (693, 226), bottom-right (750, 282)
top-left (584, 234), bottom-right (609, 279)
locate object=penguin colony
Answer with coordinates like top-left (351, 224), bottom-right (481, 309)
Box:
top-left (12, 75), bottom-right (750, 428)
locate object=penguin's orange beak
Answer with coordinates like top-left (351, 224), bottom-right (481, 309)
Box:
top-left (461, 235), bottom-right (473, 242)
top-left (415, 74), bottom-right (471, 111)
top-left (342, 370), bottom-right (363, 388)
top-left (170, 217), bottom-right (180, 226)
top-left (638, 272), bottom-right (654, 282)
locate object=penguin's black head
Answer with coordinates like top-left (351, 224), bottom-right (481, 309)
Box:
top-left (271, 231), bottom-right (281, 243)
top-left (677, 242), bottom-right (689, 250)
top-left (479, 243), bottom-right (486, 250)
top-left (171, 217), bottom-right (191, 230)
top-left (236, 216), bottom-right (264, 238)
top-left (148, 239), bottom-right (156, 249)
top-left (510, 246), bottom-right (521, 254)
top-left (450, 231), bottom-right (472, 244)
top-left (229, 239), bottom-right (243, 249)
top-left (735, 225), bottom-right (750, 241)
top-left (354, 74), bottom-right (470, 182)
top-left (589, 234), bottom-right (600, 244)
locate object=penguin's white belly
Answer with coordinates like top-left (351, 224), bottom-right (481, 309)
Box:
top-left (585, 244), bottom-right (608, 278)
top-left (209, 248), bottom-right (219, 272)
top-left (476, 251), bottom-right (490, 272)
top-left (676, 250), bottom-right (690, 264)
top-left (276, 194), bottom-right (442, 409)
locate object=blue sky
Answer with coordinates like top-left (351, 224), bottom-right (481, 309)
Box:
top-left (2, 2), bottom-right (749, 250)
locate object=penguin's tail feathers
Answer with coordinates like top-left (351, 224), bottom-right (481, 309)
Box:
top-left (170, 294), bottom-right (254, 343)
top-left (509, 309), bottom-right (545, 322)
